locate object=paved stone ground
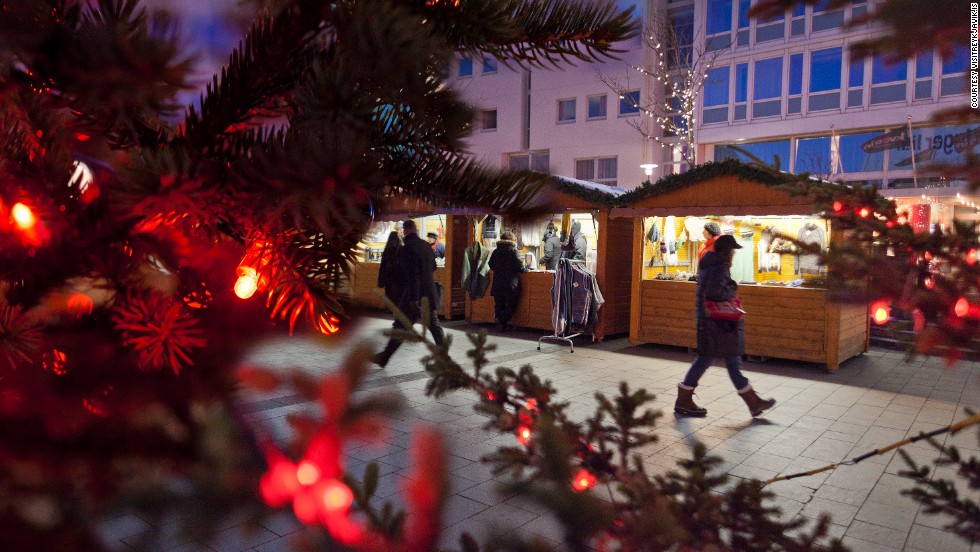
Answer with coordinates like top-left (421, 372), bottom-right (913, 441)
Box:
top-left (99, 315), bottom-right (980, 552)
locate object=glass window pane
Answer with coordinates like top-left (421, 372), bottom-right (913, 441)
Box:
top-left (738, 0), bottom-right (751, 28)
top-left (619, 90), bottom-right (640, 115)
top-left (558, 99), bottom-right (576, 122)
top-left (481, 109), bottom-right (497, 130)
top-left (839, 132), bottom-right (884, 172)
top-left (942, 46), bottom-right (968, 74)
top-left (793, 3), bottom-right (805, 16)
top-left (717, 140), bottom-right (790, 170)
top-left (530, 153), bottom-right (549, 172)
top-left (482, 56), bottom-right (497, 74)
top-left (754, 57), bottom-right (783, 100)
top-left (704, 67), bottom-right (730, 106)
top-left (810, 47), bottom-right (842, 92)
top-left (789, 53), bottom-right (803, 95)
top-left (888, 125), bottom-right (980, 170)
top-left (669, 6), bottom-right (695, 67)
top-left (458, 57), bottom-right (472, 77)
top-left (575, 159), bottom-right (595, 180)
top-left (812, 0), bottom-right (829, 12)
top-left (509, 155), bottom-right (529, 170)
top-left (707, 0), bottom-right (733, 34)
top-left (849, 56), bottom-right (864, 88)
top-left (588, 95), bottom-right (607, 118)
top-left (735, 63), bottom-right (748, 103)
top-left (597, 157), bottom-right (618, 179)
top-left (795, 136), bottom-right (831, 173)
top-left (872, 55), bottom-right (907, 84)
top-left (916, 50), bottom-right (933, 79)
top-left (756, 23), bottom-right (785, 42)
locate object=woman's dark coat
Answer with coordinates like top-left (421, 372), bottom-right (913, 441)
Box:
top-left (695, 250), bottom-right (745, 358)
top-left (377, 243), bottom-right (403, 303)
top-left (488, 239), bottom-right (527, 296)
top-left (560, 220), bottom-right (587, 261)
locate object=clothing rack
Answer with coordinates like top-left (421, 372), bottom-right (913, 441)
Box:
top-left (538, 258), bottom-right (591, 353)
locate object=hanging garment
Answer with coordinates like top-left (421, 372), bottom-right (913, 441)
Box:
top-left (663, 215), bottom-right (678, 266)
top-left (646, 218), bottom-right (661, 244)
top-left (757, 226), bottom-right (782, 274)
top-left (549, 259), bottom-right (603, 336)
top-left (732, 231), bottom-right (755, 282)
top-left (482, 215), bottom-right (499, 240)
top-left (796, 223), bottom-right (826, 275)
top-left (461, 241), bottom-right (490, 299)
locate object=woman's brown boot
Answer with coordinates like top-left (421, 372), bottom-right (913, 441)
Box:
top-left (674, 384), bottom-right (707, 417)
top-left (738, 385), bottom-right (776, 417)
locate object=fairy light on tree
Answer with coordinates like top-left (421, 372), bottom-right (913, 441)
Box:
top-left (600, 8), bottom-right (723, 166)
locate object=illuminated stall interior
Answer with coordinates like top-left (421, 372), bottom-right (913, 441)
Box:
top-left (622, 161), bottom-right (869, 371)
top-left (468, 177), bottom-right (633, 340)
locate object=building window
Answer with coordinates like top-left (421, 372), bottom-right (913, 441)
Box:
top-left (703, 67), bottom-right (730, 123)
top-left (811, 0), bottom-right (844, 31)
top-left (482, 56), bottom-right (498, 74)
top-left (668, 5), bottom-right (694, 68)
top-left (788, 53), bottom-right (803, 114)
top-left (707, 0), bottom-right (733, 35)
top-left (587, 94), bottom-right (607, 119)
top-left (790, 3), bottom-right (806, 36)
top-left (940, 46), bottom-right (968, 96)
top-left (508, 151), bottom-right (550, 172)
top-left (734, 63), bottom-right (748, 121)
top-left (706, 0), bottom-right (733, 51)
top-left (480, 109), bottom-right (497, 131)
top-left (848, 55), bottom-right (865, 107)
top-left (558, 98), bottom-right (576, 123)
top-left (809, 47), bottom-right (842, 111)
top-left (575, 156), bottom-right (618, 186)
top-left (810, 47), bottom-right (842, 92)
top-left (736, 0), bottom-right (750, 46)
top-left (753, 57), bottom-right (783, 100)
top-left (794, 136), bottom-right (831, 174)
top-left (839, 132), bottom-right (884, 172)
top-left (458, 57), bottom-right (473, 78)
top-left (716, 139), bottom-right (790, 170)
top-left (753, 57), bottom-right (783, 117)
top-left (619, 90), bottom-right (640, 116)
top-left (871, 54), bottom-right (908, 104)
top-left (915, 50), bottom-right (933, 99)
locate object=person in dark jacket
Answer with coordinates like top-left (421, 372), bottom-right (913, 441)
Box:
top-left (559, 220), bottom-right (587, 261)
top-left (538, 222), bottom-right (562, 270)
top-left (674, 235), bottom-right (776, 418)
top-left (488, 231), bottom-right (527, 331)
top-left (377, 231), bottom-right (402, 304)
top-left (372, 220), bottom-right (445, 367)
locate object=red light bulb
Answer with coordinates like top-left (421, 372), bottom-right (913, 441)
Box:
top-left (11, 203), bottom-right (35, 230)
top-left (516, 425), bottom-right (532, 445)
top-left (234, 266), bottom-right (259, 299)
top-left (871, 301), bottom-right (890, 325)
top-left (924, 276), bottom-right (935, 289)
top-left (858, 207), bottom-right (870, 218)
top-left (525, 398), bottom-right (538, 411)
top-left (954, 297), bottom-right (970, 317)
top-left (571, 468), bottom-right (597, 491)
top-left (832, 201), bottom-right (843, 212)
top-left (296, 461), bottom-right (321, 486)
top-left (968, 249), bottom-right (977, 266)
top-left (317, 479), bottom-right (353, 513)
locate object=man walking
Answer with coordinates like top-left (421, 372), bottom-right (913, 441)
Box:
top-left (373, 220), bottom-right (445, 367)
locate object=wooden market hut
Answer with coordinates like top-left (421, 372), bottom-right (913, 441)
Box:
top-left (467, 176), bottom-right (635, 341)
top-left (615, 161), bottom-right (870, 372)
top-left (346, 196), bottom-right (473, 319)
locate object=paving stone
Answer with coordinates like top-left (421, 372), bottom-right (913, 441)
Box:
top-left (844, 520), bottom-right (909, 549)
top-left (800, 496), bottom-right (861, 525)
top-left (905, 523), bottom-right (973, 552)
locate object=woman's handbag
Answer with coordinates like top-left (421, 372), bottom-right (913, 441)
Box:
top-left (704, 296), bottom-right (745, 321)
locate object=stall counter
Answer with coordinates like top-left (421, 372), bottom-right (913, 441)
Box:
top-left (468, 271), bottom-right (555, 330)
top-left (631, 279), bottom-right (868, 371)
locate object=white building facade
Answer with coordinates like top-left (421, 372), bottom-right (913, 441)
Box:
top-left (450, 0), bottom-right (973, 218)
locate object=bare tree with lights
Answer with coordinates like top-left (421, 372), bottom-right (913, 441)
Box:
top-left (601, 7), bottom-right (725, 168)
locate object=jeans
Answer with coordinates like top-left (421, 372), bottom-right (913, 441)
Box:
top-left (681, 355), bottom-right (749, 391)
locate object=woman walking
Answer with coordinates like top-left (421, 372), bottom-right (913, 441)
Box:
top-left (675, 234), bottom-right (776, 418)
top-left (377, 231), bottom-right (403, 304)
